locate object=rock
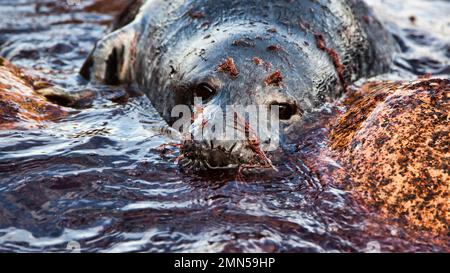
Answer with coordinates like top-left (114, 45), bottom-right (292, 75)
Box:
top-left (0, 57), bottom-right (67, 129)
top-left (330, 79), bottom-right (449, 234)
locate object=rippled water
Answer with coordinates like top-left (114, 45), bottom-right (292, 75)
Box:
top-left (0, 0), bottom-right (448, 252)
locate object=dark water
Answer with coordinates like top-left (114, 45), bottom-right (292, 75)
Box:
top-left (0, 0), bottom-right (448, 252)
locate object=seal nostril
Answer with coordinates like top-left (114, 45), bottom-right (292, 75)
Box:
top-left (194, 82), bottom-right (217, 102)
top-left (271, 102), bottom-right (299, 120)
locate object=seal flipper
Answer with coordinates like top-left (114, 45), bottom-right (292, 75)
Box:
top-left (80, 0), bottom-right (146, 84)
top-left (112, 0), bottom-right (146, 31)
top-left (80, 25), bottom-right (138, 85)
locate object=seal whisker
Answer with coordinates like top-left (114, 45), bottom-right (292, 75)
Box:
top-left (198, 160), bottom-right (208, 171)
top-left (228, 143), bottom-right (237, 154)
top-left (181, 158), bottom-right (194, 169)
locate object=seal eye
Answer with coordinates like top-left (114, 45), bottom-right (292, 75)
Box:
top-left (194, 82), bottom-right (217, 102)
top-left (271, 102), bottom-right (299, 120)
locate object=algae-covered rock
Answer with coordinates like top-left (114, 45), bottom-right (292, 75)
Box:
top-left (0, 57), bottom-right (67, 129)
top-left (330, 79), bottom-right (449, 234)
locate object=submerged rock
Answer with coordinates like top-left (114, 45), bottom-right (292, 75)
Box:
top-left (330, 79), bottom-right (449, 235)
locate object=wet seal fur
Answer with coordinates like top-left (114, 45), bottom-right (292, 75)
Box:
top-left (81, 0), bottom-right (397, 170)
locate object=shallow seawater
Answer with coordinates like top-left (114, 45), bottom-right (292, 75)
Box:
top-left (0, 0), bottom-right (448, 252)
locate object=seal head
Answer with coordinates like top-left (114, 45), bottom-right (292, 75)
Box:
top-left (81, 0), bottom-right (397, 171)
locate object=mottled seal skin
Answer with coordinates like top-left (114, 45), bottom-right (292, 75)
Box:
top-left (81, 0), bottom-right (396, 169)
top-left (330, 79), bottom-right (449, 234)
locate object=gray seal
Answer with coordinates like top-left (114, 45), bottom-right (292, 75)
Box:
top-left (81, 0), bottom-right (397, 171)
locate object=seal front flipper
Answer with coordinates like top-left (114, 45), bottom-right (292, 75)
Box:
top-left (80, 25), bottom-right (139, 85)
top-left (80, 0), bottom-right (147, 84)
top-left (111, 0), bottom-right (146, 31)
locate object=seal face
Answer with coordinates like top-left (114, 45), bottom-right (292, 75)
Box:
top-left (81, 0), bottom-right (397, 171)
